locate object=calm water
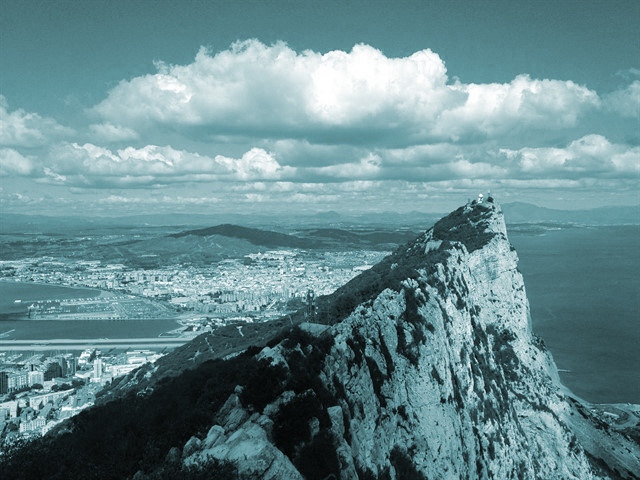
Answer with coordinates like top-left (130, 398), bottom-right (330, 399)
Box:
top-left (0, 281), bottom-right (99, 314)
top-left (0, 318), bottom-right (181, 340)
top-left (510, 225), bottom-right (640, 404)
top-left (0, 281), bottom-right (179, 339)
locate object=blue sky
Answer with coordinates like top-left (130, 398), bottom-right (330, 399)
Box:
top-left (1, 0), bottom-right (638, 216)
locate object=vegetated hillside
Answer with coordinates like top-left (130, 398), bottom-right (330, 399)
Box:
top-left (298, 228), bottom-right (419, 250)
top-left (2, 202), bottom-right (639, 480)
top-left (170, 224), bottom-right (319, 249)
top-left (121, 234), bottom-right (262, 266)
top-left (167, 224), bottom-right (418, 252)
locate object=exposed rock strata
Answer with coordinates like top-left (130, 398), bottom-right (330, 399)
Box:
top-left (183, 202), bottom-right (639, 479)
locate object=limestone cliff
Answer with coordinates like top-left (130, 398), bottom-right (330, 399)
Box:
top-left (182, 201), bottom-right (639, 479)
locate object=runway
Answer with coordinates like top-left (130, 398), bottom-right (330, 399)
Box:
top-left (0, 337), bottom-right (190, 351)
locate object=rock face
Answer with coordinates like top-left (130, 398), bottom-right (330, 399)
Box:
top-left (184, 202), bottom-right (639, 479)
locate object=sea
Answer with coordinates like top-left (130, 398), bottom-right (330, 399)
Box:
top-left (509, 224), bottom-right (639, 405)
top-left (0, 224), bottom-right (638, 404)
top-left (0, 281), bottom-right (180, 340)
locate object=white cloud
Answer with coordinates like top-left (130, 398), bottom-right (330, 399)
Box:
top-left (309, 153), bottom-right (382, 179)
top-left (0, 148), bottom-right (35, 176)
top-left (93, 40), bottom-right (597, 145)
top-left (38, 143), bottom-right (291, 187)
top-left (434, 75), bottom-right (599, 141)
top-left (500, 135), bottom-right (640, 176)
top-left (603, 81), bottom-right (640, 117)
top-left (215, 148), bottom-right (292, 180)
top-left (3, 41), bottom-right (637, 214)
top-left (0, 96), bottom-right (73, 147)
top-left (97, 194), bottom-right (221, 206)
top-left (89, 123), bottom-right (140, 142)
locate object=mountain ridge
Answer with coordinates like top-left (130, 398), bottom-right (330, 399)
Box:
top-left (2, 201), bottom-right (638, 479)
top-left (3, 202), bottom-right (637, 234)
top-left (169, 224), bottom-right (319, 249)
top-left (501, 202), bottom-right (640, 225)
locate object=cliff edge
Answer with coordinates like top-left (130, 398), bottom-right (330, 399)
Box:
top-left (182, 201), bottom-right (639, 479)
top-left (3, 202), bottom-right (638, 480)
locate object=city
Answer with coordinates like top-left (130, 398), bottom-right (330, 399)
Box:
top-left (1, 249), bottom-right (388, 321)
top-left (0, 246), bottom-right (389, 450)
top-left (0, 347), bottom-right (162, 446)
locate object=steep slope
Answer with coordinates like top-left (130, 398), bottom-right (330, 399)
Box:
top-left (2, 202), bottom-right (638, 480)
top-left (180, 201), bottom-right (639, 479)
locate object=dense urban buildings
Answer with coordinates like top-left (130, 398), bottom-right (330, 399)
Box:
top-left (0, 348), bottom-right (163, 445)
top-left (0, 247), bottom-right (388, 449)
top-left (1, 249), bottom-right (386, 319)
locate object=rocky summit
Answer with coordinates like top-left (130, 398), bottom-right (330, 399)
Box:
top-left (3, 201), bottom-right (639, 480)
top-left (183, 201), bottom-right (639, 479)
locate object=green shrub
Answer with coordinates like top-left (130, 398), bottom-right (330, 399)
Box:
top-left (295, 430), bottom-right (340, 480)
top-left (273, 391), bottom-right (328, 458)
top-left (143, 456), bottom-right (237, 480)
top-left (390, 446), bottom-right (427, 480)
top-left (432, 204), bottom-right (495, 253)
top-left (0, 355), bottom-right (259, 480)
top-left (240, 359), bottom-right (288, 412)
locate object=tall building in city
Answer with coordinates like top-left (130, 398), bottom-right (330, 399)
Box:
top-left (44, 362), bottom-right (62, 381)
top-left (305, 289), bottom-right (315, 318)
top-left (28, 371), bottom-right (44, 387)
top-left (93, 358), bottom-right (103, 380)
top-left (64, 354), bottom-right (77, 376)
top-left (0, 372), bottom-right (29, 393)
top-left (0, 372), bottom-right (8, 395)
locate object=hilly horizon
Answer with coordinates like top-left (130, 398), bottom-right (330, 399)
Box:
top-left (2, 202), bottom-right (638, 235)
top-left (169, 224), bottom-right (319, 249)
top-left (2, 201), bottom-right (637, 480)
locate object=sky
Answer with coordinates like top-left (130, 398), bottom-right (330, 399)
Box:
top-left (1, 0), bottom-right (639, 217)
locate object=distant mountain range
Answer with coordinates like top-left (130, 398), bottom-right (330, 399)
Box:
top-left (1, 202), bottom-right (638, 235)
top-left (170, 224), bottom-right (319, 249)
top-left (501, 202), bottom-right (639, 225)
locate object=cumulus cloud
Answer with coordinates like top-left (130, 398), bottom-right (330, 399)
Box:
top-left (215, 148), bottom-right (291, 180)
top-left (434, 75), bottom-right (599, 141)
top-left (89, 123), bottom-right (140, 142)
top-left (3, 41), bottom-right (638, 214)
top-left (0, 148), bottom-right (36, 176)
top-left (500, 135), bottom-right (640, 177)
top-left (0, 96), bottom-right (73, 147)
top-left (603, 81), bottom-right (640, 117)
top-left (92, 40), bottom-right (598, 145)
top-left (36, 143), bottom-right (292, 187)
top-left (308, 153), bottom-right (382, 180)
top-left (93, 40), bottom-right (461, 136)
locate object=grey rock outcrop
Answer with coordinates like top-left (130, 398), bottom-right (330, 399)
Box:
top-left (184, 202), bottom-right (640, 479)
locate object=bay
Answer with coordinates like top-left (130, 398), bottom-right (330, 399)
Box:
top-left (510, 225), bottom-right (640, 404)
top-left (0, 281), bottom-right (180, 340)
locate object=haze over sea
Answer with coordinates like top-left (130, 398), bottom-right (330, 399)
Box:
top-left (0, 225), bottom-right (637, 404)
top-left (510, 225), bottom-right (639, 405)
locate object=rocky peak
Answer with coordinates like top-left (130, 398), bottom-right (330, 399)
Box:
top-left (179, 201), bottom-right (639, 479)
top-left (5, 202), bottom-right (638, 480)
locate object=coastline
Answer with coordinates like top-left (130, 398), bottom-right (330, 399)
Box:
top-left (0, 279), bottom-right (104, 310)
top-left (0, 277), bottom-right (104, 292)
